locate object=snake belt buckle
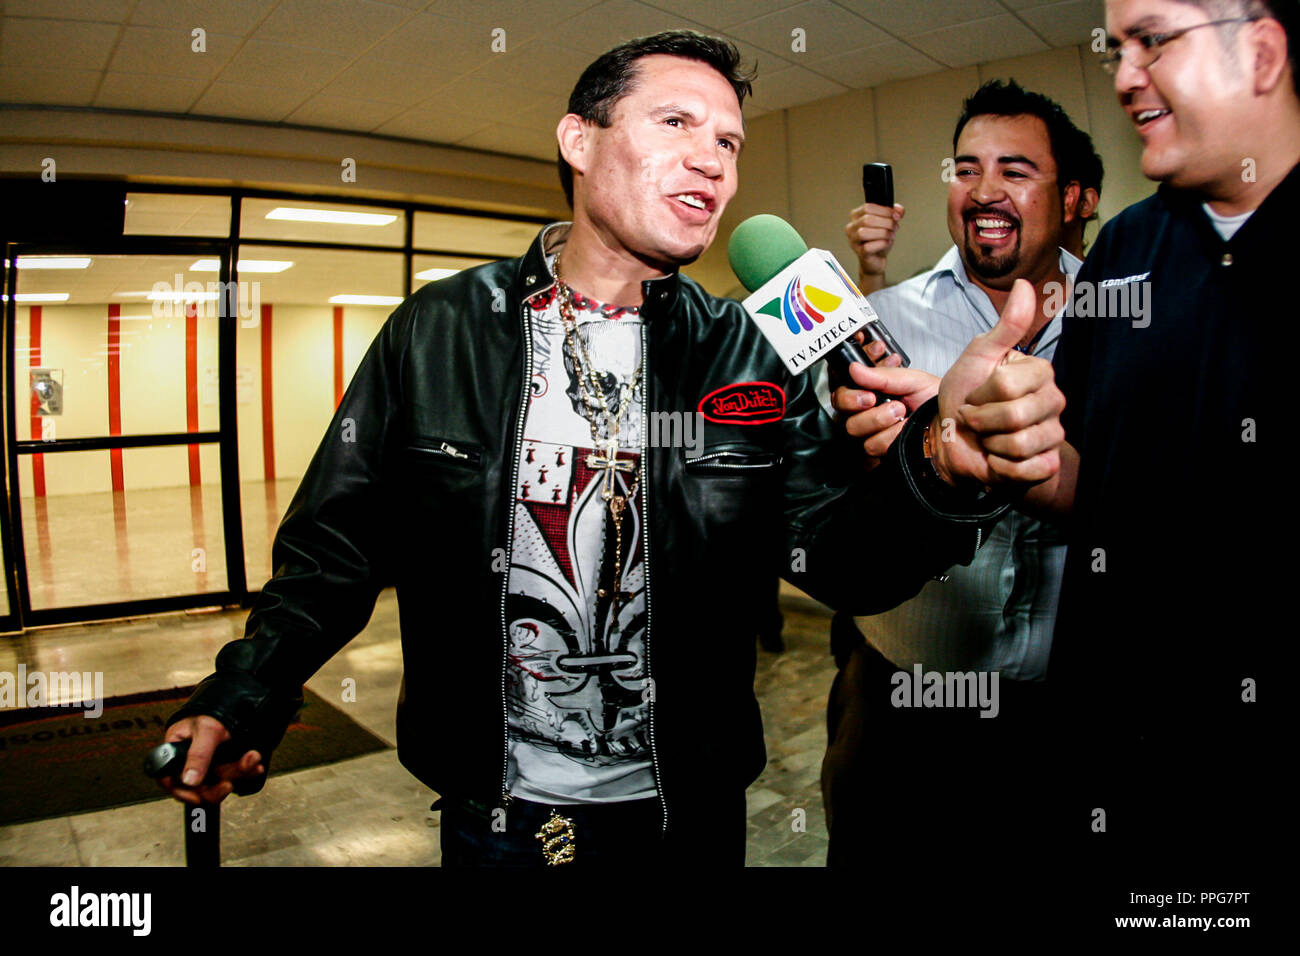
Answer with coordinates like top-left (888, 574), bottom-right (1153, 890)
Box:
top-left (534, 809), bottom-right (576, 865)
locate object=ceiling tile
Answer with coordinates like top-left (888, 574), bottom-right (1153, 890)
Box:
top-left (909, 14), bottom-right (1049, 69)
top-left (0, 66), bottom-right (102, 105)
top-left (191, 81), bottom-right (312, 121)
top-left (537, 0), bottom-right (709, 55)
top-left (834, 0), bottom-right (1007, 37)
top-left (319, 57), bottom-right (461, 107)
top-left (746, 62), bottom-right (846, 111)
top-left (94, 72), bottom-right (210, 112)
top-left (251, 0), bottom-right (414, 56)
top-left (456, 122), bottom-right (560, 161)
top-left (430, 0), bottom-right (601, 42)
top-left (809, 39), bottom-right (943, 88)
top-left (729, 0), bottom-right (888, 60)
top-left (371, 107), bottom-right (495, 142)
top-left (284, 94), bottom-right (409, 131)
top-left (215, 39), bottom-right (353, 88)
top-left (730, 37), bottom-right (797, 76)
top-left (433, 74), bottom-right (555, 117)
top-left (507, 95), bottom-right (573, 133)
top-left (129, 0), bottom-right (278, 35)
top-left (1016, 0), bottom-right (1105, 48)
top-left (458, 38), bottom-right (589, 97)
top-left (641, 0), bottom-right (796, 30)
top-left (107, 25), bottom-right (242, 77)
top-left (366, 12), bottom-right (502, 73)
top-left (5, 1), bottom-right (134, 21)
top-left (0, 17), bottom-right (121, 70)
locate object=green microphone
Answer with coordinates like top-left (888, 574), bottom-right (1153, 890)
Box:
top-left (727, 214), bottom-right (909, 383)
top-left (728, 214), bottom-right (808, 295)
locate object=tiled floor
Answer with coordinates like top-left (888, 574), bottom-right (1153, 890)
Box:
top-left (14, 478), bottom-right (299, 611)
top-left (0, 584), bottom-right (837, 867)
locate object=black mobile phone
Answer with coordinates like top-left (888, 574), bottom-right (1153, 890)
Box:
top-left (862, 162), bottom-right (894, 209)
top-left (840, 161), bottom-right (909, 394)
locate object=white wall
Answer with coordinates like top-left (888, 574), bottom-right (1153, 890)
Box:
top-left (16, 302), bottom-right (389, 496)
top-left (685, 43), bottom-right (1154, 297)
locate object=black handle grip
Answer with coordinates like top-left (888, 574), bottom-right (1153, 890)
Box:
top-left (142, 736), bottom-right (246, 780)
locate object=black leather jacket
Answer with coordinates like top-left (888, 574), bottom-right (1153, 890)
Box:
top-left (170, 224), bottom-right (1006, 826)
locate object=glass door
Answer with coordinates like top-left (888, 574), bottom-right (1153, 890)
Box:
top-left (4, 241), bottom-right (246, 627)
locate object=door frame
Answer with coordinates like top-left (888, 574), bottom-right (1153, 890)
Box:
top-left (1, 238), bottom-right (248, 631)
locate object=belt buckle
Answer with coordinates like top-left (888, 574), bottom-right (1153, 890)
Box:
top-left (534, 809), bottom-right (576, 865)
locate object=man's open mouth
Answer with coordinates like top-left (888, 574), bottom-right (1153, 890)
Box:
top-left (671, 192), bottom-right (712, 212)
top-left (1134, 108), bottom-right (1171, 128)
top-left (969, 215), bottom-right (1017, 241)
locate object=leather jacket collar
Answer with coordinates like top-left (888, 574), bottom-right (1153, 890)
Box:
top-left (517, 221), bottom-right (681, 319)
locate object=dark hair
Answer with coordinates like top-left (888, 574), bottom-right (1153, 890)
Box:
top-left (1070, 125), bottom-right (1106, 218)
top-left (953, 79), bottom-right (1095, 196)
top-left (1175, 0), bottom-right (1299, 96)
top-left (557, 30), bottom-right (755, 207)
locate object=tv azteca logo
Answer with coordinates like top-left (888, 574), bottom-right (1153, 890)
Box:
top-left (755, 274), bottom-right (843, 335)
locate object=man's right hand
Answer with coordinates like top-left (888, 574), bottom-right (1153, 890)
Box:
top-left (831, 345), bottom-right (939, 461)
top-left (157, 715), bottom-right (264, 806)
top-left (845, 201), bottom-right (904, 295)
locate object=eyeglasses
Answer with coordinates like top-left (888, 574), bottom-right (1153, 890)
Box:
top-left (1099, 17), bottom-right (1260, 74)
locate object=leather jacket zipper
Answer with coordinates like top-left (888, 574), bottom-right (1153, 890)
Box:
top-left (640, 319), bottom-right (667, 836)
top-left (499, 295), bottom-right (536, 811)
top-left (496, 278), bottom-right (665, 837)
top-left (686, 449), bottom-right (782, 471)
top-left (407, 437), bottom-right (483, 466)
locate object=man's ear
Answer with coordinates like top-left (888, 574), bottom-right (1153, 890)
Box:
top-left (1079, 187), bottom-right (1100, 221)
top-left (1062, 181), bottom-right (1082, 223)
top-left (1250, 16), bottom-right (1291, 96)
top-left (557, 113), bottom-right (590, 179)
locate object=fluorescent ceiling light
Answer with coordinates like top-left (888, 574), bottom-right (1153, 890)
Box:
top-left (112, 291), bottom-right (154, 298)
top-left (266, 207), bottom-right (396, 226)
top-left (190, 258), bottom-right (293, 273)
top-left (3, 293), bottom-right (71, 302)
top-left (329, 294), bottom-right (403, 306)
top-left (14, 257), bottom-right (92, 269)
top-left (415, 268), bottom-right (460, 282)
top-left (148, 290), bottom-right (220, 303)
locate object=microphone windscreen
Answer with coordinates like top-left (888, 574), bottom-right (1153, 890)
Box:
top-left (728, 214), bottom-right (808, 293)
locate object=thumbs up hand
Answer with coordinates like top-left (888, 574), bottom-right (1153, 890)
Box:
top-left (929, 279), bottom-right (1066, 488)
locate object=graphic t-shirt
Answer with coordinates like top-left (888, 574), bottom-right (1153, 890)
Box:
top-left (504, 273), bottom-right (655, 804)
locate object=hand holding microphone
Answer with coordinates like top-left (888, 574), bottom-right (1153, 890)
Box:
top-left (728, 213), bottom-right (910, 391)
top-left (847, 280), bottom-right (1065, 488)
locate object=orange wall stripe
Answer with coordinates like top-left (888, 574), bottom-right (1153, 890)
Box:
top-left (108, 303), bottom-right (123, 493)
top-left (29, 306), bottom-right (45, 497)
top-left (333, 305), bottom-right (344, 408)
top-left (260, 303), bottom-right (275, 481)
top-left (186, 302), bottom-right (200, 485)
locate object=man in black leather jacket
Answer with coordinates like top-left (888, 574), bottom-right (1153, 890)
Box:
top-left (158, 30), bottom-right (1066, 865)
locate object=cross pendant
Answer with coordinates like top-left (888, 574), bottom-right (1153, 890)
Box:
top-left (586, 440), bottom-right (635, 502)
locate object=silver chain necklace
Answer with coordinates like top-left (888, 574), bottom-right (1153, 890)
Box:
top-left (553, 253), bottom-right (644, 608)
